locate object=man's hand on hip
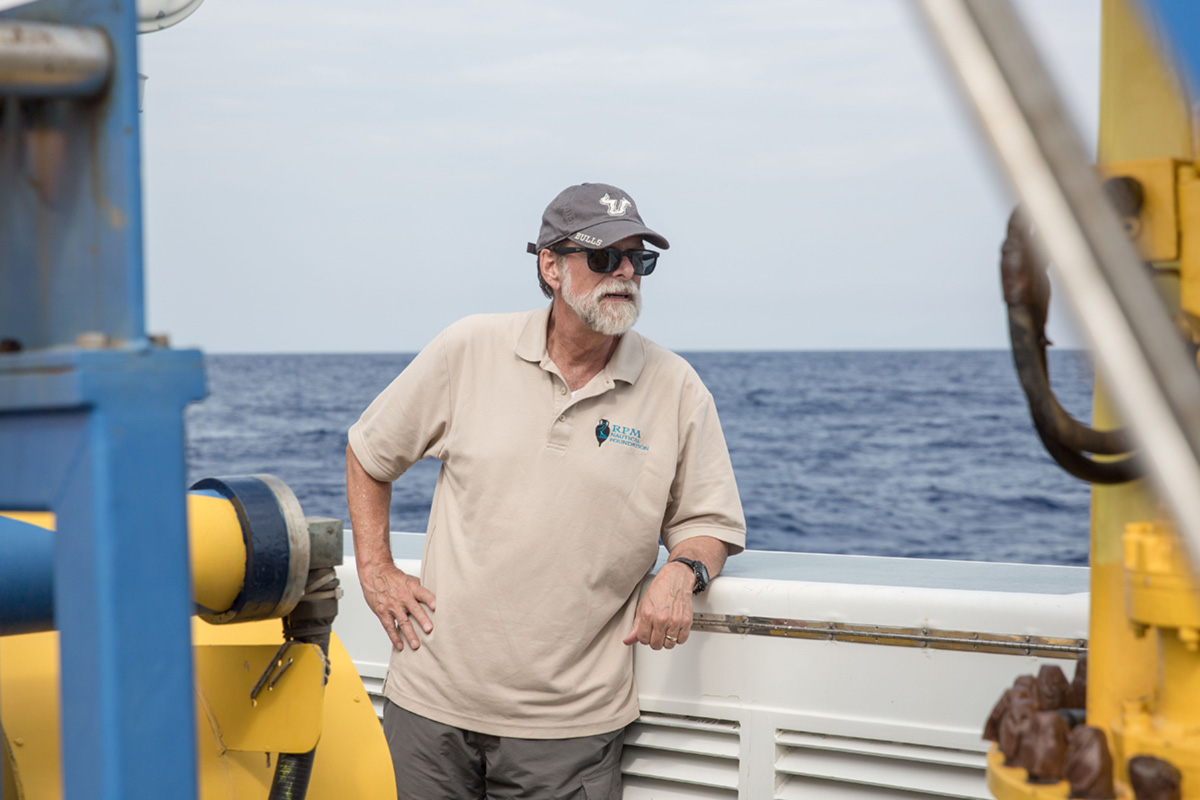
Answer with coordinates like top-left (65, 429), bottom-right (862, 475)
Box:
top-left (346, 443), bottom-right (436, 652)
top-left (361, 561), bottom-right (436, 651)
top-left (622, 560), bottom-right (695, 650)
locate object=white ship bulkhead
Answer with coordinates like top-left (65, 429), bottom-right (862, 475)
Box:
top-left (336, 531), bottom-right (1088, 800)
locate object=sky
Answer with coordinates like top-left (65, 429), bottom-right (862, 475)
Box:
top-left (125, 0), bottom-right (1102, 353)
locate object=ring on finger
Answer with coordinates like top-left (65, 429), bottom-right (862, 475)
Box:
top-left (666, 635), bottom-right (678, 643)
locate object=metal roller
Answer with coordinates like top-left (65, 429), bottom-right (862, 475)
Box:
top-left (0, 474), bottom-right (318, 635)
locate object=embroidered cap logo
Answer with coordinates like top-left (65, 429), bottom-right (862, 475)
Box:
top-left (599, 193), bottom-right (631, 217)
top-left (595, 419), bottom-right (611, 447)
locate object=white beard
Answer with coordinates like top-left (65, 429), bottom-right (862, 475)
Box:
top-left (559, 262), bottom-right (642, 336)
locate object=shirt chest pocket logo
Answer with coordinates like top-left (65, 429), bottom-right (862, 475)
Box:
top-left (594, 418), bottom-right (649, 452)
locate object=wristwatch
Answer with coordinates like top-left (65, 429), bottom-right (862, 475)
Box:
top-left (670, 557), bottom-right (710, 594)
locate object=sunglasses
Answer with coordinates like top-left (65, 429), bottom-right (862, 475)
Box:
top-left (551, 246), bottom-right (659, 276)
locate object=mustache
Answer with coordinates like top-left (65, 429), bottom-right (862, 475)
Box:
top-left (593, 280), bottom-right (640, 300)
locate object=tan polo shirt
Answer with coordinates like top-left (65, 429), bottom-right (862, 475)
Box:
top-left (349, 307), bottom-right (745, 738)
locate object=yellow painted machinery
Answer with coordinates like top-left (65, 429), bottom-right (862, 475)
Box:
top-left (977, 1), bottom-right (1200, 797)
top-left (0, 476), bottom-right (396, 800)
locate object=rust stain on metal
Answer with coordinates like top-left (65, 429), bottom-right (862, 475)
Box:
top-left (691, 612), bottom-right (1087, 659)
top-left (0, 24), bottom-right (55, 47)
top-left (24, 126), bottom-right (66, 204)
top-left (104, 199), bottom-right (126, 230)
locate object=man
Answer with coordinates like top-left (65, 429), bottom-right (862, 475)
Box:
top-left (346, 182), bottom-right (745, 799)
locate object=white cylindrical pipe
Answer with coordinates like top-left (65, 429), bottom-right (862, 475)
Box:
top-left (0, 20), bottom-right (110, 97)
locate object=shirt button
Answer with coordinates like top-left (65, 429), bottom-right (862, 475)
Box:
top-left (558, 414), bottom-right (566, 422)
top-left (560, 386), bottom-right (567, 395)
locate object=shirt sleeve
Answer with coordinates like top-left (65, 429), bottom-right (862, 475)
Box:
top-left (348, 330), bottom-right (454, 483)
top-left (661, 390), bottom-right (747, 554)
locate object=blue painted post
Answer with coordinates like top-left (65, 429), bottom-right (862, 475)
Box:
top-left (0, 1), bottom-right (207, 798)
top-left (0, 516), bottom-right (54, 635)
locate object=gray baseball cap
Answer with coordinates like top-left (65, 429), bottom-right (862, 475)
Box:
top-left (526, 183), bottom-right (670, 255)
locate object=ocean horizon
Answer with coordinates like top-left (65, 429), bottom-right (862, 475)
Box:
top-left (186, 349), bottom-right (1096, 566)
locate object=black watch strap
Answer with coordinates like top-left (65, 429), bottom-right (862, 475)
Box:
top-left (670, 557), bottom-right (710, 594)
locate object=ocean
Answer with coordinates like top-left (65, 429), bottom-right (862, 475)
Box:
top-left (185, 350), bottom-right (1096, 566)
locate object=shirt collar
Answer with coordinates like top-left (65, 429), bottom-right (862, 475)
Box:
top-left (515, 306), bottom-right (552, 363)
top-left (515, 305), bottom-right (646, 385)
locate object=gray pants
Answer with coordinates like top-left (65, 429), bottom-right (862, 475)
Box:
top-left (382, 700), bottom-right (625, 800)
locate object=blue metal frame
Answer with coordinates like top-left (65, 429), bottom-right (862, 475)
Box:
top-left (0, 516), bottom-right (54, 636)
top-left (0, 2), bottom-right (206, 798)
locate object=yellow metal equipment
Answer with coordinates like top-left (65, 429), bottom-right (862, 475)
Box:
top-left (988, 0), bottom-right (1200, 797)
top-left (0, 488), bottom-right (396, 799)
top-left (1, 621), bottom-right (394, 799)
top-left (1119, 520), bottom-right (1200, 777)
top-left (188, 493), bottom-right (249, 615)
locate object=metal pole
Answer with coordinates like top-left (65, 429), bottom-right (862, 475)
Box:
top-left (913, 0), bottom-right (1200, 562)
top-left (0, 1), bottom-right (203, 798)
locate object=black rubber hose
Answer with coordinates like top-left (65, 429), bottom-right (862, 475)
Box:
top-left (1008, 304), bottom-right (1133, 456)
top-left (1001, 210), bottom-right (1141, 483)
top-left (268, 751), bottom-right (316, 800)
top-left (266, 569), bottom-right (339, 800)
top-left (1027, 400), bottom-right (1141, 484)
